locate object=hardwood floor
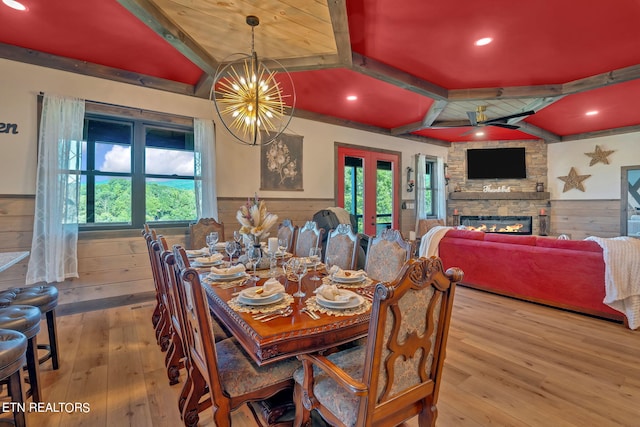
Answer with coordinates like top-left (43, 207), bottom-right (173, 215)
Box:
top-left (19, 286), bottom-right (640, 426)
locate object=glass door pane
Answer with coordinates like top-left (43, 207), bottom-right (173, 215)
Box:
top-left (624, 166), bottom-right (640, 237)
top-left (375, 160), bottom-right (393, 235)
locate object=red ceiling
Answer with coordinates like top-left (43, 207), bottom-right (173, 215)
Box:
top-left (2, 0), bottom-right (640, 143)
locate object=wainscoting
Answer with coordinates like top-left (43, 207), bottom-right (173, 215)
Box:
top-left (0, 195), bottom-right (619, 313)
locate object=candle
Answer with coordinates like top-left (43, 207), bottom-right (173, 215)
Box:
top-left (453, 209), bottom-right (459, 215)
top-left (268, 237), bottom-right (278, 254)
top-left (540, 208), bottom-right (546, 215)
top-left (409, 231), bottom-right (416, 241)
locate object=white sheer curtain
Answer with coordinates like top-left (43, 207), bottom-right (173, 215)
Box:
top-left (194, 118), bottom-right (219, 219)
top-left (26, 94), bottom-right (85, 284)
top-left (415, 154), bottom-right (427, 229)
top-left (435, 157), bottom-right (447, 221)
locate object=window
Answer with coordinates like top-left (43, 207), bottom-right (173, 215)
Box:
top-left (78, 111), bottom-right (196, 229)
top-left (419, 157), bottom-right (437, 217)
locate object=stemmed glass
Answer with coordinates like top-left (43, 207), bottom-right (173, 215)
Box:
top-left (278, 237), bottom-right (288, 255)
top-left (246, 245), bottom-right (262, 283)
top-left (206, 232), bottom-right (219, 255)
top-left (225, 240), bottom-right (237, 265)
top-left (308, 247), bottom-right (322, 281)
top-left (292, 258), bottom-right (307, 298)
top-left (325, 254), bottom-right (338, 284)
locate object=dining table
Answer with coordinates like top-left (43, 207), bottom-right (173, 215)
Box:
top-left (200, 259), bottom-right (375, 366)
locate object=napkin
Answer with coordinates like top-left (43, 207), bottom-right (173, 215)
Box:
top-left (210, 264), bottom-right (246, 275)
top-left (194, 253), bottom-right (223, 264)
top-left (329, 266), bottom-right (367, 279)
top-left (314, 284), bottom-right (353, 302)
top-left (253, 278), bottom-right (285, 297)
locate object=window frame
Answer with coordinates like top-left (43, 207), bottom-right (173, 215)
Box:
top-left (78, 103), bottom-right (195, 231)
top-left (417, 156), bottom-right (438, 218)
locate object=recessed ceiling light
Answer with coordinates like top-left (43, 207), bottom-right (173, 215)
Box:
top-left (2, 0), bottom-right (27, 11)
top-left (475, 131), bottom-right (485, 136)
top-left (346, 95), bottom-right (358, 101)
top-left (585, 110), bottom-right (599, 116)
top-left (475, 37), bottom-right (493, 46)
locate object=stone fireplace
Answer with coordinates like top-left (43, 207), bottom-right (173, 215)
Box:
top-left (460, 215), bottom-right (533, 235)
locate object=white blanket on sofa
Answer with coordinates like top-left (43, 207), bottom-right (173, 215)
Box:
top-left (586, 236), bottom-right (640, 330)
top-left (418, 226), bottom-right (452, 258)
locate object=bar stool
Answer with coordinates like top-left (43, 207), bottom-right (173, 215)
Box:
top-left (0, 329), bottom-right (27, 427)
top-left (0, 285), bottom-right (59, 370)
top-left (0, 305), bottom-right (42, 402)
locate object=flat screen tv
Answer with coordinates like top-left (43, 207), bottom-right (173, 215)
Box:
top-left (466, 147), bottom-right (526, 179)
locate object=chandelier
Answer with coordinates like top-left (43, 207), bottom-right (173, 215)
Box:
top-left (211, 15), bottom-right (295, 146)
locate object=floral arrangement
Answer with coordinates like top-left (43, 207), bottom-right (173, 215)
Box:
top-left (236, 194), bottom-right (278, 243)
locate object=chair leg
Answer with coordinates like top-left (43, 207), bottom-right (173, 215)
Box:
top-left (37, 309), bottom-right (60, 370)
top-left (25, 336), bottom-right (42, 402)
top-left (7, 369), bottom-right (27, 427)
top-left (293, 382), bottom-right (312, 427)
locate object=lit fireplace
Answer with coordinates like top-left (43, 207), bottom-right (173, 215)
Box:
top-left (460, 215), bottom-right (532, 235)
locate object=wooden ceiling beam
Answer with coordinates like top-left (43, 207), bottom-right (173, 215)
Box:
top-left (327, 0), bottom-right (352, 67)
top-left (562, 63), bottom-right (640, 94)
top-left (391, 100), bottom-right (449, 135)
top-left (515, 122), bottom-right (561, 143)
top-left (448, 85), bottom-right (563, 101)
top-left (116, 0), bottom-right (219, 76)
top-left (0, 43), bottom-right (195, 95)
top-left (293, 109), bottom-right (450, 147)
top-left (561, 123), bottom-right (640, 142)
top-left (350, 53), bottom-right (449, 100)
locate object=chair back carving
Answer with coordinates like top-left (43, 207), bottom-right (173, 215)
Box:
top-left (277, 219), bottom-right (298, 253)
top-left (324, 224), bottom-right (359, 270)
top-left (189, 217), bottom-right (225, 250)
top-left (295, 257), bottom-right (464, 427)
top-left (363, 257), bottom-right (462, 425)
top-left (364, 229), bottom-right (412, 282)
top-left (294, 221), bottom-right (325, 258)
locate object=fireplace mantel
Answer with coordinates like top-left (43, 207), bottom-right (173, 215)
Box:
top-left (449, 191), bottom-right (550, 200)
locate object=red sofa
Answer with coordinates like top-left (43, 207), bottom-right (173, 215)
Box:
top-left (438, 229), bottom-right (626, 323)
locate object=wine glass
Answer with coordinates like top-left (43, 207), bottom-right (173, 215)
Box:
top-left (308, 247), bottom-right (322, 281)
top-left (278, 237), bottom-right (288, 255)
top-left (246, 245), bottom-right (262, 282)
top-left (233, 230), bottom-right (242, 244)
top-left (325, 254), bottom-right (338, 284)
top-left (225, 240), bottom-right (237, 265)
top-left (292, 258), bottom-right (307, 298)
top-left (206, 232), bottom-right (219, 255)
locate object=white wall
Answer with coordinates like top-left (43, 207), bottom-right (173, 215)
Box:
top-left (547, 135), bottom-right (640, 200)
top-left (0, 58), bottom-right (447, 198)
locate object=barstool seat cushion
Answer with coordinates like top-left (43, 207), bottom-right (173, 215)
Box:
top-left (0, 305), bottom-right (41, 339)
top-left (0, 286), bottom-right (59, 313)
top-left (0, 329), bottom-right (27, 377)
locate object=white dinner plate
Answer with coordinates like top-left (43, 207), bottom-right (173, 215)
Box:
top-left (208, 271), bottom-right (247, 281)
top-left (192, 259), bottom-right (223, 268)
top-left (186, 249), bottom-right (208, 258)
top-left (316, 290), bottom-right (363, 309)
top-left (332, 272), bottom-right (366, 283)
top-left (237, 292), bottom-right (284, 306)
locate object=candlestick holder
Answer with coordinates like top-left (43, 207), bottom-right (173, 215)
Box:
top-left (538, 214), bottom-right (549, 236)
top-left (452, 214), bottom-right (460, 227)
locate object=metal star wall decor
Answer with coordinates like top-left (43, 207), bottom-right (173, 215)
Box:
top-left (585, 145), bottom-right (615, 166)
top-left (558, 167), bottom-right (591, 192)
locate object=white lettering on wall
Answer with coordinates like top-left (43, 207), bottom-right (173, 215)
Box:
top-left (483, 184), bottom-right (511, 193)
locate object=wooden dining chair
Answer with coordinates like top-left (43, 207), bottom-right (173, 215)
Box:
top-left (324, 223), bottom-right (360, 271)
top-left (172, 245), bottom-right (301, 427)
top-left (188, 217), bottom-right (225, 250)
top-left (293, 257), bottom-right (464, 427)
top-left (293, 221), bottom-right (324, 259)
top-left (142, 225), bottom-right (171, 351)
top-left (277, 219), bottom-right (298, 253)
top-left (363, 228), bottom-right (413, 282)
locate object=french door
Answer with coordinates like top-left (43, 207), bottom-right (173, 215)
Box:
top-left (337, 146), bottom-right (400, 236)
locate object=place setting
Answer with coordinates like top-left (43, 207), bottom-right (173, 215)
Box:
top-left (228, 278), bottom-right (294, 316)
top-left (323, 266), bottom-right (373, 289)
top-left (203, 264), bottom-right (250, 288)
top-left (305, 283), bottom-right (371, 317)
top-left (190, 252), bottom-right (224, 268)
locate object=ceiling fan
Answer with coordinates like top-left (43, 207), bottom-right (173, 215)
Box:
top-left (466, 105), bottom-right (535, 130)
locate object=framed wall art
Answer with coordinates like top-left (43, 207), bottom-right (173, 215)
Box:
top-left (260, 132), bottom-right (303, 191)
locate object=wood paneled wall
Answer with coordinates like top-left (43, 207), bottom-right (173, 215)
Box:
top-left (2, 194), bottom-right (617, 313)
top-left (549, 199), bottom-right (621, 239)
top-left (0, 196), bottom-right (336, 313)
